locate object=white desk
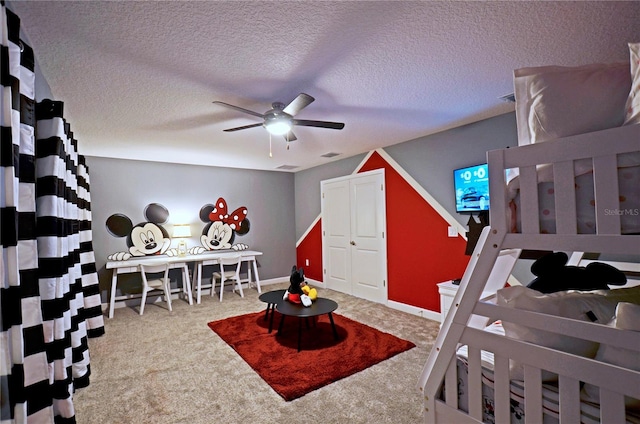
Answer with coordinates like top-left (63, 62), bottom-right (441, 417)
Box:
top-left (192, 250), bottom-right (263, 304)
top-left (106, 250), bottom-right (262, 317)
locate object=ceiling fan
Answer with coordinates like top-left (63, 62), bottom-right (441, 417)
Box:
top-left (213, 93), bottom-right (345, 142)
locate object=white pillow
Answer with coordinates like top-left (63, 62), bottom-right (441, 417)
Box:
top-left (615, 300), bottom-right (640, 330)
top-left (497, 285), bottom-right (640, 381)
top-left (514, 62), bottom-right (631, 146)
top-left (456, 320), bottom-right (505, 371)
top-left (624, 42), bottom-right (640, 125)
top-left (581, 302), bottom-right (640, 410)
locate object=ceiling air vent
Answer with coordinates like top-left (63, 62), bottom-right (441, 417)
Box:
top-left (499, 93), bottom-right (515, 103)
top-left (321, 152), bottom-right (340, 158)
top-left (276, 164), bottom-right (299, 170)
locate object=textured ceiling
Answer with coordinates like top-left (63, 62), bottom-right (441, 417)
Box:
top-left (9, 1), bottom-right (640, 172)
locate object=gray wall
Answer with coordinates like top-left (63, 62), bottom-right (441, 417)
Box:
top-left (89, 112), bottom-right (533, 300)
top-left (295, 112), bottom-right (519, 235)
top-left (293, 112), bottom-right (536, 284)
top-left (384, 113), bottom-right (518, 227)
top-left (294, 153), bottom-right (366, 240)
top-left (384, 113), bottom-right (532, 283)
top-left (87, 157), bottom-right (296, 294)
top-left (88, 112), bottom-right (528, 299)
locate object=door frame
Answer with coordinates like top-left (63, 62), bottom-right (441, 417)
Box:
top-left (321, 168), bottom-right (387, 303)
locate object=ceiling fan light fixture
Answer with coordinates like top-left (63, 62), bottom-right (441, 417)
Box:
top-left (264, 116), bottom-right (292, 135)
top-left (215, 93), bottom-right (344, 141)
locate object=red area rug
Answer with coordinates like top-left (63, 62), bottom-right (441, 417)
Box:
top-left (207, 310), bottom-right (415, 401)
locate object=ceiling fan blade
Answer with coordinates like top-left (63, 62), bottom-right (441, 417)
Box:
top-left (282, 93), bottom-right (315, 116)
top-left (293, 119), bottom-right (345, 130)
top-left (213, 101), bottom-right (264, 118)
top-left (283, 131), bottom-right (297, 142)
top-left (223, 123), bottom-right (263, 132)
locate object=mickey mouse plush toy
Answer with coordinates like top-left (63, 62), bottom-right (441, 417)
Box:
top-left (527, 252), bottom-right (626, 293)
top-left (284, 266), bottom-right (317, 307)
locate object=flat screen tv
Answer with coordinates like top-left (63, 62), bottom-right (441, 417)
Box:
top-left (454, 163), bottom-right (490, 213)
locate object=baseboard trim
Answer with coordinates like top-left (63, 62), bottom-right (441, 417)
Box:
top-left (258, 278), bottom-right (437, 320)
top-left (101, 275), bottom-right (439, 322)
top-left (255, 276), bottom-right (289, 286)
top-left (387, 300), bottom-right (440, 321)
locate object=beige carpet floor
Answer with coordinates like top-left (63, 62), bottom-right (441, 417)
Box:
top-left (75, 282), bottom-right (441, 424)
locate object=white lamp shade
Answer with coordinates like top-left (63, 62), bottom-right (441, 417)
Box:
top-left (172, 224), bottom-right (191, 238)
top-left (265, 120), bottom-right (292, 135)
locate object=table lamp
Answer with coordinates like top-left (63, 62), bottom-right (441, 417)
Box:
top-left (172, 224), bottom-right (191, 256)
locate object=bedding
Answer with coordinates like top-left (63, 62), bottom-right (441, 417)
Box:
top-left (453, 351), bottom-right (640, 424)
top-left (582, 302), bottom-right (640, 410)
top-left (509, 49), bottom-right (640, 232)
top-left (497, 285), bottom-right (640, 381)
top-left (514, 62), bottom-right (631, 146)
top-left (514, 43), bottom-right (640, 145)
top-left (452, 317), bottom-right (640, 424)
top-left (506, 157), bottom-right (640, 235)
top-left (421, 56), bottom-right (640, 423)
top-left (624, 42), bottom-right (640, 125)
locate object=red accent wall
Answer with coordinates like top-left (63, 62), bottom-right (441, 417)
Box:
top-left (296, 151), bottom-right (471, 312)
top-left (296, 220), bottom-right (323, 281)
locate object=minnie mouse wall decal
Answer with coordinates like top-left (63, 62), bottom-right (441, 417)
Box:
top-left (189, 197), bottom-right (251, 254)
top-left (106, 203), bottom-right (174, 261)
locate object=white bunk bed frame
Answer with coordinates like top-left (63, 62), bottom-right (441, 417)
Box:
top-left (418, 124), bottom-right (640, 423)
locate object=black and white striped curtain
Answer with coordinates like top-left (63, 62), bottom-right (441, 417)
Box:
top-left (1, 3), bottom-right (104, 423)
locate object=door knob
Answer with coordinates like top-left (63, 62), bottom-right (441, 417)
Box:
top-left (350, 241), bottom-right (356, 245)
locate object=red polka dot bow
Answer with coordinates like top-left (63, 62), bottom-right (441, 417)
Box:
top-left (209, 197), bottom-right (248, 231)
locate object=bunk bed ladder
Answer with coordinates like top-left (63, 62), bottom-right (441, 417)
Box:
top-left (418, 226), bottom-right (519, 421)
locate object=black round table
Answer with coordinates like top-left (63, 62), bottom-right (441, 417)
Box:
top-left (258, 289), bottom-right (286, 333)
top-left (276, 297), bottom-right (339, 352)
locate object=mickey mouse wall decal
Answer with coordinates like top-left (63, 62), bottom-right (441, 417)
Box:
top-left (189, 197), bottom-right (250, 254)
top-left (106, 203), bottom-right (175, 261)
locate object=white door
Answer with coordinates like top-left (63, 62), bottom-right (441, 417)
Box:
top-left (321, 169), bottom-right (387, 304)
top-left (322, 178), bottom-right (352, 295)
